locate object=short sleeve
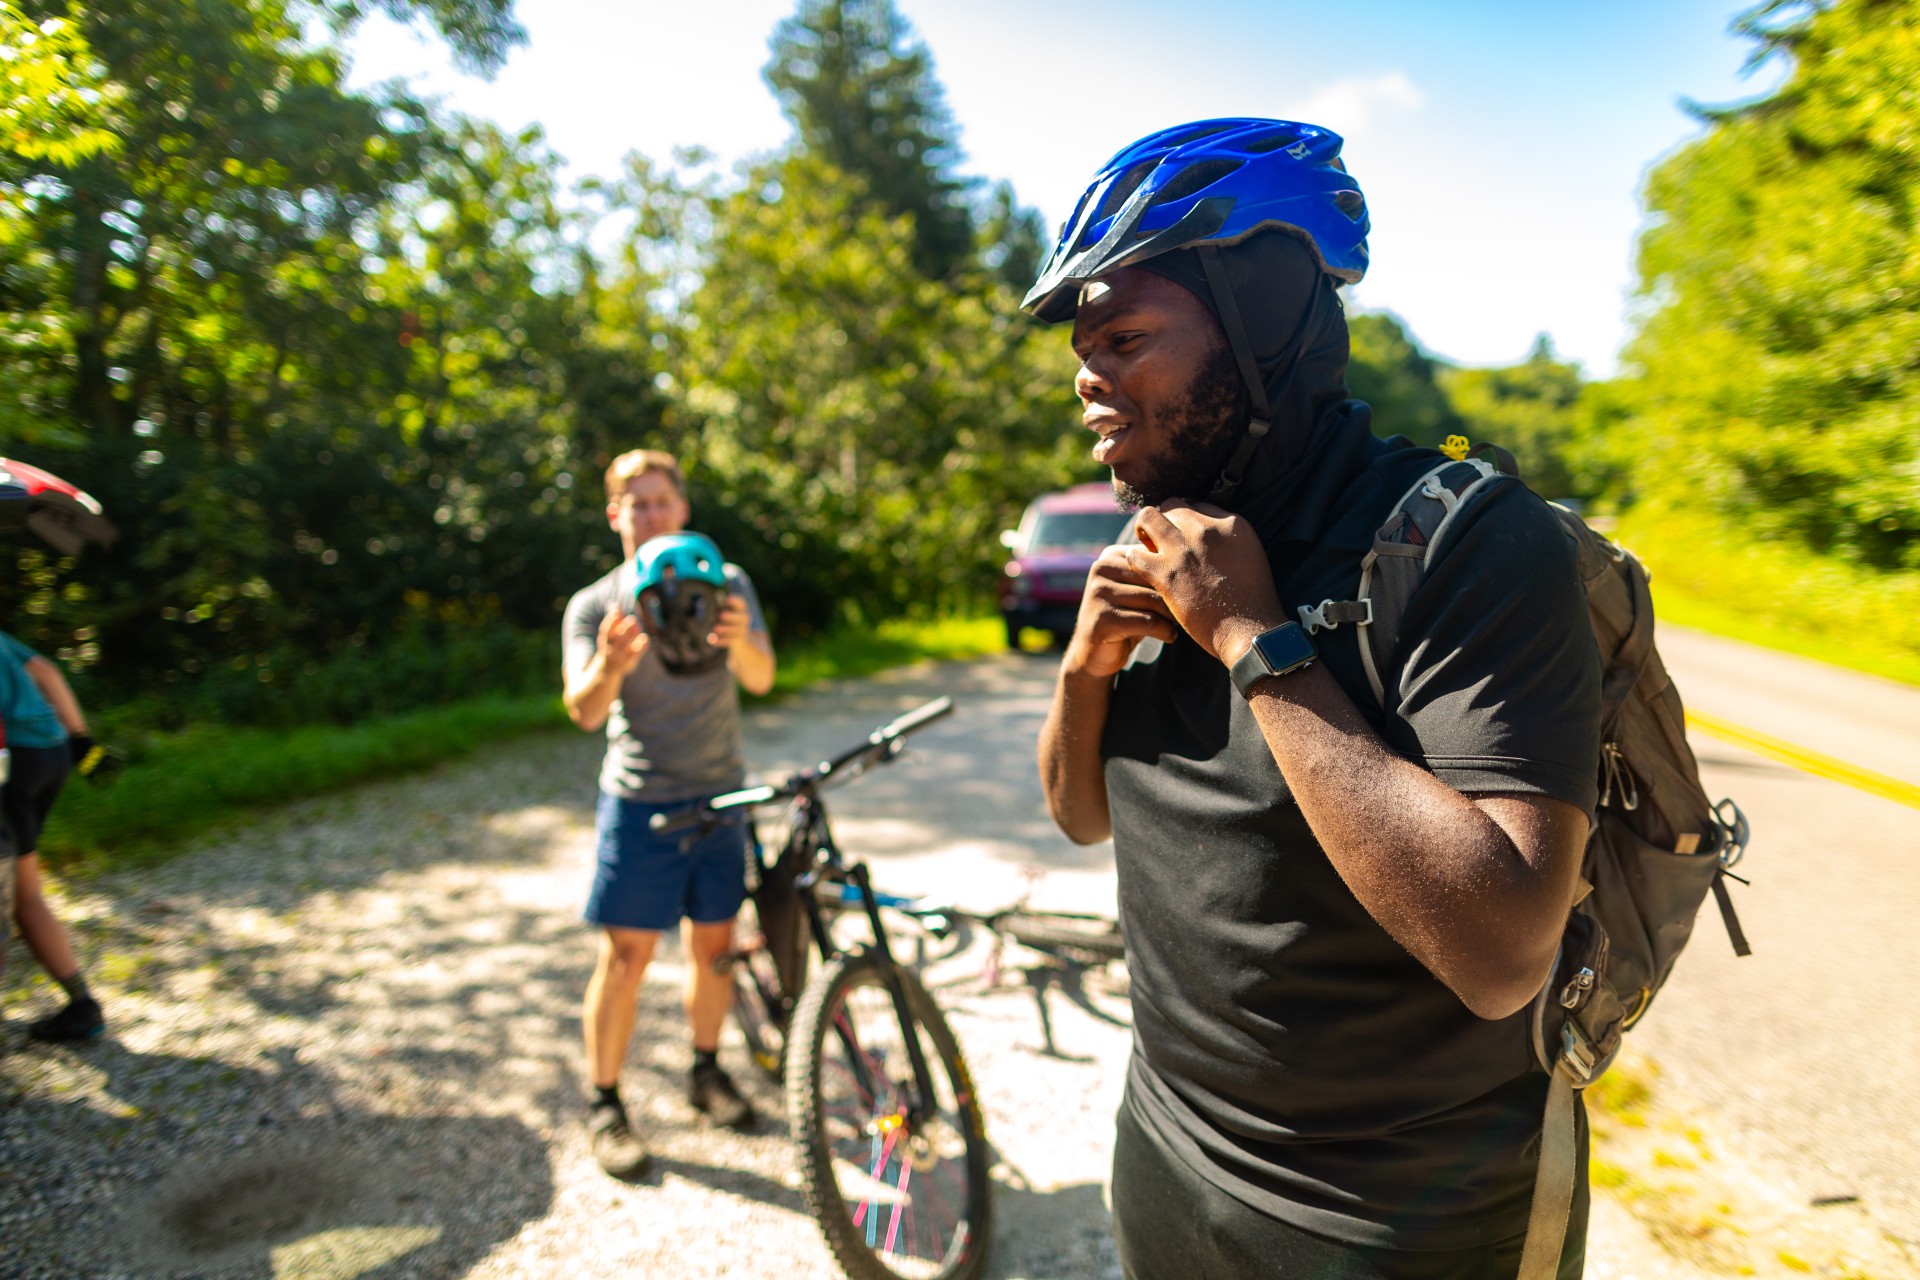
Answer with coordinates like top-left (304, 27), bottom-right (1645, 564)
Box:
top-left (562, 578), bottom-right (612, 677)
top-left (1381, 484), bottom-right (1603, 817)
top-left (726, 565), bottom-right (769, 635)
top-left (0, 631), bottom-right (37, 666)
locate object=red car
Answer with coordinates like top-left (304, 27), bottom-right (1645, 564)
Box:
top-left (998, 483), bottom-right (1133, 649)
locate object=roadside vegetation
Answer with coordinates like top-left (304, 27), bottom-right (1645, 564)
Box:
top-left (39, 615), bottom-right (1006, 872)
top-left (7, 0), bottom-right (1920, 878)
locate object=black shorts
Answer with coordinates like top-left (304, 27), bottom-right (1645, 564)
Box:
top-left (1, 744), bottom-right (70, 855)
top-left (1111, 1087), bottom-right (1586, 1280)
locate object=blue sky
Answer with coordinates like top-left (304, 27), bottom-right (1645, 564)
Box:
top-left (346, 0), bottom-right (1783, 377)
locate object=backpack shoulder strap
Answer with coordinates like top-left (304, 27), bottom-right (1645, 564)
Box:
top-left (1344, 455), bottom-right (1507, 706)
top-left (1517, 1063), bottom-right (1582, 1280)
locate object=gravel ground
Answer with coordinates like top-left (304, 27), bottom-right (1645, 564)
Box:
top-left (1, 654), bottom-right (1759, 1280)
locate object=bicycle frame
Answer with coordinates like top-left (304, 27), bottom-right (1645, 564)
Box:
top-left (655, 696), bottom-right (956, 1132)
top-left (788, 798), bottom-right (944, 1134)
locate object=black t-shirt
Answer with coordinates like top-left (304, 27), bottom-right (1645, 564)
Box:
top-left (1102, 434), bottom-right (1603, 1251)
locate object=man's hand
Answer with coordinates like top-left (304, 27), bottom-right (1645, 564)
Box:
top-left (1127, 502), bottom-right (1286, 665)
top-left (707, 594), bottom-right (753, 652)
top-left (1063, 545), bottom-right (1180, 680)
top-left (597, 609), bottom-right (649, 677)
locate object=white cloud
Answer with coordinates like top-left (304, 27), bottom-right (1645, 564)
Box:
top-left (1282, 72), bottom-right (1425, 140)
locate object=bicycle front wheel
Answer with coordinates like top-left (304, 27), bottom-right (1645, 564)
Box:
top-left (786, 954), bottom-right (992, 1280)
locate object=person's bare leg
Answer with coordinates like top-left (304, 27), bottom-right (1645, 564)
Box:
top-left (584, 926), bottom-right (658, 1088)
top-left (14, 854), bottom-right (79, 981)
top-left (683, 916), bottom-right (754, 1128)
top-left (0, 855), bottom-right (15, 971)
top-left (683, 917), bottom-right (736, 1052)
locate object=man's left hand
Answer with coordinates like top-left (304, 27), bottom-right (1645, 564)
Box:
top-left (708, 594), bottom-right (754, 651)
top-left (1129, 502), bottom-right (1286, 665)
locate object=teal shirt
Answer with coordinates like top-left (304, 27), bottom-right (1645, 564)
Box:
top-left (0, 632), bottom-right (67, 749)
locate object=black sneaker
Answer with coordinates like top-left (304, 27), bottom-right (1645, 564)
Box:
top-left (28, 996), bottom-right (105, 1044)
top-left (587, 1099), bottom-right (650, 1179)
top-left (688, 1061), bottom-right (756, 1131)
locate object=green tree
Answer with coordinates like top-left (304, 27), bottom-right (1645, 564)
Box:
top-left (1442, 335), bottom-right (1587, 498)
top-left (0, 3), bottom-right (120, 166)
top-left (1346, 310), bottom-right (1463, 447)
top-left (678, 149), bottom-right (1079, 630)
top-left (1625, 0), bottom-right (1920, 567)
top-left (315, 0), bottom-right (523, 75)
top-left (0, 1), bottom-right (685, 722)
top-left (764, 0), bottom-right (975, 279)
top-left (977, 178), bottom-right (1047, 294)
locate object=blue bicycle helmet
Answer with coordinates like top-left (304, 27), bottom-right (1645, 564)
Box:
top-left (1022, 118), bottom-right (1368, 324)
top-left (632, 532), bottom-right (732, 676)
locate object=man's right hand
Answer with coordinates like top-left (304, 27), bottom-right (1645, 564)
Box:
top-left (1063, 544), bottom-right (1180, 680)
top-left (597, 609), bottom-right (650, 678)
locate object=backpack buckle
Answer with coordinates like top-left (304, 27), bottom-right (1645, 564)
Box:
top-left (1558, 1022), bottom-right (1599, 1084)
top-left (1714, 798), bottom-right (1749, 869)
top-left (1298, 598), bottom-right (1372, 636)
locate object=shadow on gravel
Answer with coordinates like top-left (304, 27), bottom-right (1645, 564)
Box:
top-left (989, 1179), bottom-right (1119, 1279)
top-left (641, 1152), bottom-right (808, 1212)
top-left (1, 1042), bottom-right (554, 1280)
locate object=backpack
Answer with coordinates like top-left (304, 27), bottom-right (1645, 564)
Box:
top-left (1296, 438), bottom-right (1752, 1280)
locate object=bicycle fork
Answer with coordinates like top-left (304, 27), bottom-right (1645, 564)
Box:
top-left (802, 859), bottom-right (944, 1130)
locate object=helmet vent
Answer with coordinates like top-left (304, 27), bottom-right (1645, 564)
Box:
top-left (1162, 121), bottom-right (1237, 149)
top-left (1092, 159), bottom-right (1158, 227)
top-left (1334, 189), bottom-right (1366, 221)
top-left (1239, 132), bottom-right (1298, 154)
top-left (1151, 158), bottom-right (1243, 207)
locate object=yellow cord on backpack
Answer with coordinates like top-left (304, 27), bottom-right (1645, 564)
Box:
top-left (1441, 435), bottom-right (1471, 461)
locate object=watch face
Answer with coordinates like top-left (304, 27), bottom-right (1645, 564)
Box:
top-left (1253, 623), bottom-right (1317, 674)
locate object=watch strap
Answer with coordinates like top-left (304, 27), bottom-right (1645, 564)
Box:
top-left (1229, 621), bottom-right (1317, 698)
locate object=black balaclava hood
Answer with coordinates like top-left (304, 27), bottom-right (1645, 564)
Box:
top-left (1137, 230), bottom-right (1369, 552)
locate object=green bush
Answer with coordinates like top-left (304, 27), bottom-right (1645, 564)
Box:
top-left (1619, 507), bottom-right (1920, 687)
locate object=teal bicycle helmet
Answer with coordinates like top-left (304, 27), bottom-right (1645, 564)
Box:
top-left (632, 533), bottom-right (732, 676)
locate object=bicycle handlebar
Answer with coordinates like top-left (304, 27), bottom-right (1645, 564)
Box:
top-left (648, 696), bottom-right (953, 836)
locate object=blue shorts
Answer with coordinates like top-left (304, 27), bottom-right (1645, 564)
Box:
top-left (584, 792), bottom-right (749, 932)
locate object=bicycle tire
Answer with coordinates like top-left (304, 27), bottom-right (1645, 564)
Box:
top-left (786, 954), bottom-right (992, 1280)
top-left (1000, 911), bottom-right (1125, 963)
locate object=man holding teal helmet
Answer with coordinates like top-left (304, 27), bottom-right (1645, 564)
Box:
top-left (1031, 120), bottom-right (1600, 1278)
top-left (562, 448), bottom-right (775, 1179)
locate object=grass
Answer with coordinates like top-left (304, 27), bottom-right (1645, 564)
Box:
top-left (1616, 509), bottom-right (1920, 688)
top-left (40, 614), bottom-right (1010, 876)
top-left (764, 615), bottom-right (1007, 696)
top-left (41, 694), bottom-right (567, 875)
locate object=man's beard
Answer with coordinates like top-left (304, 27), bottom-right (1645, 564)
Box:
top-left (1112, 340), bottom-right (1247, 509)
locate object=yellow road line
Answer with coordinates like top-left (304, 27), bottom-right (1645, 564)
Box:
top-left (1686, 709), bottom-right (1920, 812)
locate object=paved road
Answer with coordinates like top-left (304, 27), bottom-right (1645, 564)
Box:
top-left (1632, 627), bottom-right (1920, 1250)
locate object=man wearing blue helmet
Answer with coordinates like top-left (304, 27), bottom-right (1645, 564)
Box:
top-left (1031, 120), bottom-right (1600, 1279)
top-left (562, 448), bottom-right (775, 1178)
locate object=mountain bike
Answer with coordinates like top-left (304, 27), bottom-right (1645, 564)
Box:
top-left (652, 696), bottom-right (992, 1280)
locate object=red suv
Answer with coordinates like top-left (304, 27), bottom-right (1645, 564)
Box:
top-left (998, 483), bottom-right (1133, 649)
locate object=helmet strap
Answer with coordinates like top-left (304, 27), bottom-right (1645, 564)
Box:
top-left (1199, 246), bottom-right (1274, 501)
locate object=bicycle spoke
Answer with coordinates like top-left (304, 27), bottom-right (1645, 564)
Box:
top-left (886, 1154), bottom-right (912, 1256)
top-left (819, 986), bottom-right (968, 1273)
